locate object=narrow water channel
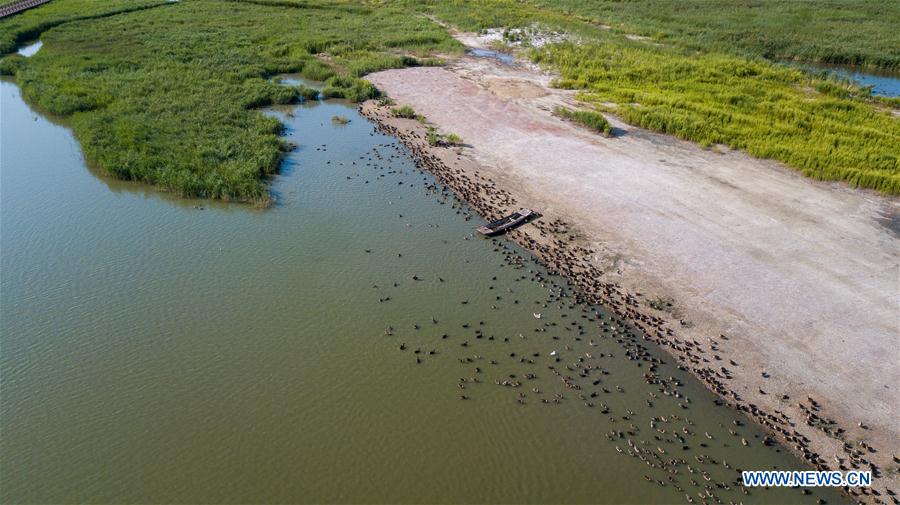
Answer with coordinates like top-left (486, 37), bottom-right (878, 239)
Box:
top-left (783, 60), bottom-right (900, 97)
top-left (0, 79), bottom-right (847, 504)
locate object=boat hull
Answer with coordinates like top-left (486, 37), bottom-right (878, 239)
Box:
top-left (476, 209), bottom-right (534, 236)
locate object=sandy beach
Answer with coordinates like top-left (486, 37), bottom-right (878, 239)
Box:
top-left (362, 51), bottom-right (900, 501)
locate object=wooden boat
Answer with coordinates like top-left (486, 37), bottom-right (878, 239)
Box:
top-left (476, 209), bottom-right (534, 236)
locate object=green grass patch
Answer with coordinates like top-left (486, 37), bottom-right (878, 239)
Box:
top-left (426, 126), bottom-right (463, 147)
top-left (2, 0), bottom-right (897, 199)
top-left (531, 0), bottom-right (900, 70)
top-left (295, 84), bottom-right (320, 101)
top-left (321, 75), bottom-right (379, 102)
top-left (411, 0), bottom-right (900, 195)
top-left (0, 0), bottom-right (460, 203)
top-left (391, 104), bottom-right (417, 119)
top-left (0, 0), bottom-right (167, 55)
top-left (536, 42), bottom-right (899, 193)
top-left (554, 106), bottom-right (611, 136)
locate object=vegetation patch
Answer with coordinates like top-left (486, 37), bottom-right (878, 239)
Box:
top-left (413, 0), bottom-right (900, 195)
top-left (537, 42), bottom-right (899, 194)
top-left (530, 0), bottom-right (900, 70)
top-left (322, 75), bottom-right (379, 102)
top-left (295, 84), bottom-right (320, 101)
top-left (0, 0), bottom-right (460, 202)
top-left (391, 104), bottom-right (418, 119)
top-left (554, 106), bottom-right (611, 136)
top-left (392, 102), bottom-right (428, 123)
top-left (2, 0), bottom-right (897, 200)
top-left (426, 126), bottom-right (463, 147)
top-left (0, 0), bottom-right (166, 55)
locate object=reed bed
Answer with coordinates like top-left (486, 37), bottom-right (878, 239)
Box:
top-left (0, 0), bottom-right (460, 202)
top-left (538, 43), bottom-right (900, 194)
top-left (413, 0), bottom-right (900, 195)
top-left (1, 0), bottom-right (897, 198)
top-left (533, 0), bottom-right (900, 70)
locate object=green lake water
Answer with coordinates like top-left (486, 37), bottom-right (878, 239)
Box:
top-left (0, 79), bottom-right (847, 504)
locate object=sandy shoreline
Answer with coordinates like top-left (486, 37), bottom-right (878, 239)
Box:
top-left (359, 54), bottom-right (899, 501)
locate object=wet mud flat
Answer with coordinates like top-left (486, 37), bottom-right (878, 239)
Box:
top-left (358, 94), bottom-right (898, 503)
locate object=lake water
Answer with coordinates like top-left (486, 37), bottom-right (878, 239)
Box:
top-left (784, 61), bottom-right (900, 97)
top-left (0, 79), bottom-right (846, 504)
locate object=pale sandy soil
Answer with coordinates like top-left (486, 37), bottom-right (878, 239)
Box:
top-left (366, 44), bottom-right (900, 499)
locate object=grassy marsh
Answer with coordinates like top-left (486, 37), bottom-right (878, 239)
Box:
top-left (1, 0), bottom-right (897, 198)
top-left (539, 43), bottom-right (899, 194)
top-left (0, 0), bottom-right (459, 202)
top-left (534, 0), bottom-right (900, 70)
top-left (411, 0), bottom-right (900, 195)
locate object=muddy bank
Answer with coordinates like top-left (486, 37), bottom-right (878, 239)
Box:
top-left (359, 58), bottom-right (899, 501)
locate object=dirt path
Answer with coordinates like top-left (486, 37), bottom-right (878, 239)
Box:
top-left (364, 48), bottom-right (900, 500)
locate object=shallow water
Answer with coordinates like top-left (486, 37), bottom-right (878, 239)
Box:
top-left (0, 79), bottom-right (847, 504)
top-left (784, 61), bottom-right (900, 97)
top-left (468, 47), bottom-right (515, 65)
top-left (16, 40), bottom-right (42, 57)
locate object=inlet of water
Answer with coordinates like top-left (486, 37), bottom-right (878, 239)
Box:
top-left (16, 40), bottom-right (42, 57)
top-left (0, 78), bottom-right (847, 504)
top-left (783, 60), bottom-right (900, 97)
